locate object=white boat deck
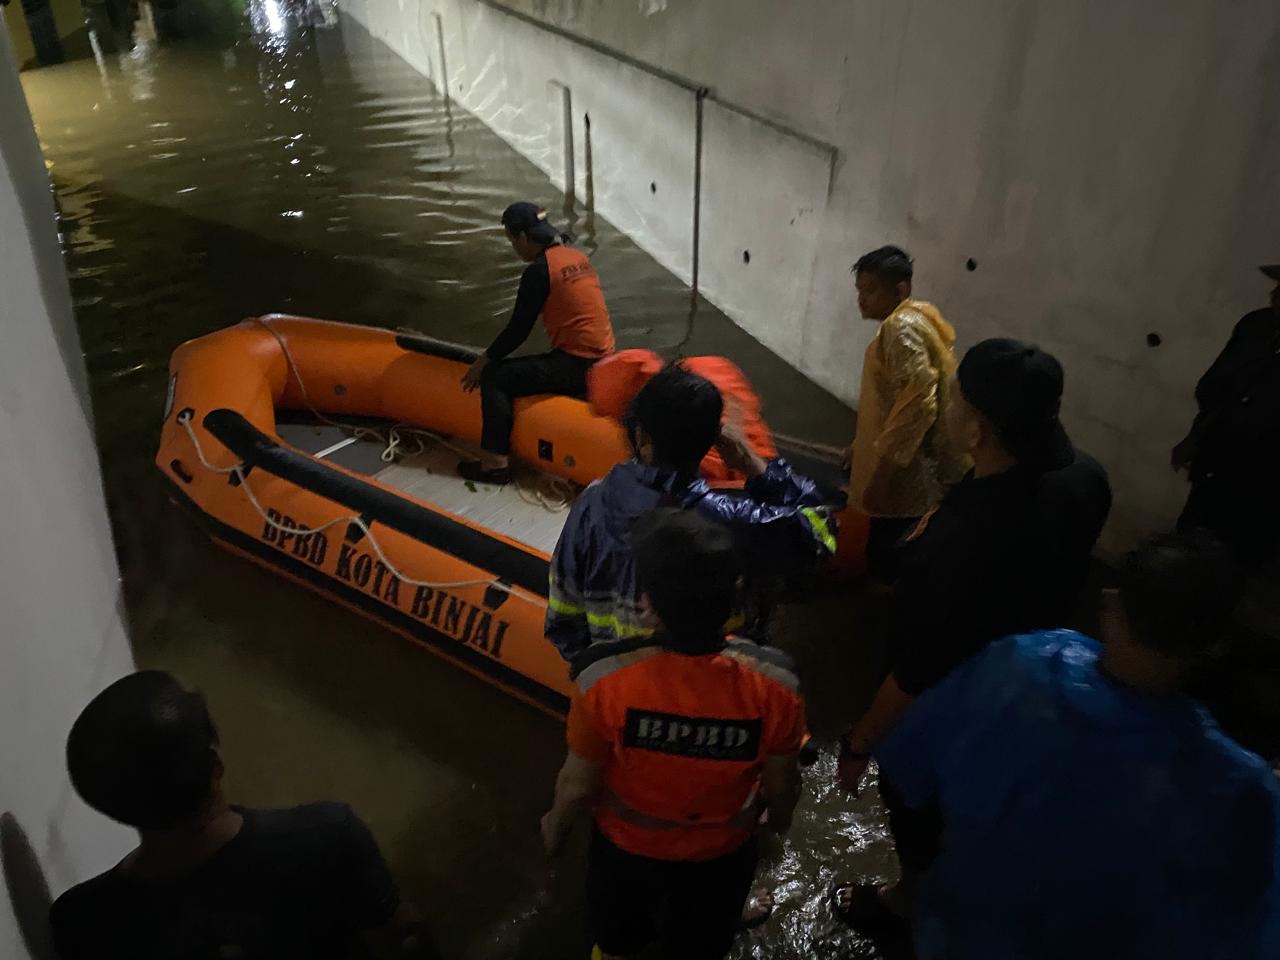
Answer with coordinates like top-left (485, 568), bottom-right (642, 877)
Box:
top-left (278, 422), bottom-right (575, 555)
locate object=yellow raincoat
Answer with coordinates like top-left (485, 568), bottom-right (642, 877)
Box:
top-left (848, 300), bottom-right (968, 517)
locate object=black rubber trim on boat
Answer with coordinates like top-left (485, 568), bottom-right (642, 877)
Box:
top-left (201, 409), bottom-right (550, 597)
top-left (394, 333), bottom-right (482, 365)
top-left (162, 480), bottom-right (569, 717)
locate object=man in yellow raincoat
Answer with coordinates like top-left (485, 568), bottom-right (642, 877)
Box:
top-left (847, 246), bottom-right (967, 581)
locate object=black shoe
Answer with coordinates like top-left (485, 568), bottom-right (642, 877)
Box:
top-left (458, 460), bottom-right (512, 485)
top-left (832, 883), bottom-right (912, 940)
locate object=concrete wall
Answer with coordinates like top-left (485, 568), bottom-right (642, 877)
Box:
top-left (2, 0), bottom-right (88, 69)
top-left (340, 0), bottom-right (1280, 549)
top-left (2, 3), bottom-right (37, 69)
top-left (0, 21), bottom-right (134, 959)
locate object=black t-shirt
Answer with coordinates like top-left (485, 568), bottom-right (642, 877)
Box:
top-left (50, 803), bottom-right (398, 960)
top-left (889, 448), bottom-right (1112, 696)
top-left (1193, 307), bottom-right (1280, 480)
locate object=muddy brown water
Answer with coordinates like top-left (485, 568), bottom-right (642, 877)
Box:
top-left (19, 2), bottom-right (896, 956)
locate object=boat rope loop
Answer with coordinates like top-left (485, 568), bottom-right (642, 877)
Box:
top-left (176, 411), bottom-right (547, 609)
top-left (252, 317), bottom-right (574, 510)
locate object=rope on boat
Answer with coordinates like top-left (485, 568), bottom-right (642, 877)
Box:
top-left (253, 317), bottom-right (574, 510)
top-left (178, 329), bottom-right (550, 608)
top-left (178, 414), bottom-right (546, 608)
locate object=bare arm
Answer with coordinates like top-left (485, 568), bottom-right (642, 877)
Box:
top-left (847, 673), bottom-right (916, 755)
top-left (837, 674), bottom-right (916, 795)
top-left (541, 750), bottom-right (604, 856)
top-left (760, 754), bottom-right (802, 835)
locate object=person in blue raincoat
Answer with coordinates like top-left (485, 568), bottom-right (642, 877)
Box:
top-left (545, 364), bottom-right (836, 662)
top-left (873, 533), bottom-right (1280, 960)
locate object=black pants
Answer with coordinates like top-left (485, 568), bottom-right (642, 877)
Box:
top-left (587, 828), bottom-right (757, 960)
top-left (866, 516), bottom-right (920, 584)
top-left (1178, 471), bottom-right (1280, 570)
top-left (479, 350), bottom-right (595, 455)
top-left (879, 772), bottom-right (943, 876)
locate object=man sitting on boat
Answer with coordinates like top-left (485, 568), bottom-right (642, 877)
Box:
top-left (545, 364), bottom-right (837, 662)
top-left (458, 201), bottom-right (616, 485)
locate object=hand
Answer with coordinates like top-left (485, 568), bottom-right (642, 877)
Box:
top-left (461, 355), bottom-right (490, 393)
top-left (1171, 434), bottom-right (1197, 474)
top-left (715, 420), bottom-right (767, 479)
top-left (837, 747), bottom-right (870, 797)
top-left (540, 809), bottom-right (569, 857)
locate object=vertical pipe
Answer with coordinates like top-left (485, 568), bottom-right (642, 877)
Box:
top-left (560, 85), bottom-right (575, 207)
top-left (691, 87), bottom-right (708, 303)
top-left (433, 12), bottom-right (449, 100)
top-left (433, 12), bottom-right (455, 158)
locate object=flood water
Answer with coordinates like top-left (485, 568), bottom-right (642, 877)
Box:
top-left (19, 2), bottom-right (895, 956)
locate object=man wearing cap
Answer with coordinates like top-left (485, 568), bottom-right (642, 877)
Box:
top-left (832, 339), bottom-right (1111, 940)
top-left (459, 201), bottom-right (616, 484)
top-left (1172, 265), bottom-right (1280, 568)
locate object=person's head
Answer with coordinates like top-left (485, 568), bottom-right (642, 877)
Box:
top-left (501, 201), bottom-right (563, 262)
top-left (626, 364), bottom-right (724, 470)
top-left (1100, 533), bottom-right (1240, 686)
top-left (67, 671), bottom-right (222, 832)
top-left (852, 245), bottom-right (913, 321)
top-left (632, 508), bottom-right (741, 647)
top-left (947, 338), bottom-right (1072, 475)
top-left (1261, 264), bottom-right (1280, 316)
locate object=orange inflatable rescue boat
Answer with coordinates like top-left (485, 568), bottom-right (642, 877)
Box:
top-left (156, 315), bottom-right (862, 717)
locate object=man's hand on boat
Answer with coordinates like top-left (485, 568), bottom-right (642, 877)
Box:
top-left (461, 354), bottom-right (490, 392)
top-left (715, 420), bottom-right (768, 479)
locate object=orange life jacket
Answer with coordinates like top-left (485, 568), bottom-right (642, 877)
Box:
top-left (567, 638), bottom-right (806, 861)
top-left (587, 349), bottom-right (777, 486)
top-left (542, 246), bottom-right (615, 359)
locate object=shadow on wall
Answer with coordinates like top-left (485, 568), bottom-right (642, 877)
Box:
top-left (1, 812), bottom-right (56, 960)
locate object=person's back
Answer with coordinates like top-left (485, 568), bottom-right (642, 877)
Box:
top-left (1035, 447), bottom-right (1112, 616)
top-left (571, 635), bottom-right (805, 861)
top-left (886, 632), bottom-right (1280, 959)
top-left (889, 339), bottom-right (1112, 696)
top-left (52, 802), bottom-right (399, 960)
top-left (541, 509), bottom-right (806, 960)
top-left (50, 671), bottom-right (436, 960)
top-left (546, 365), bottom-right (835, 661)
top-left (876, 536), bottom-right (1280, 960)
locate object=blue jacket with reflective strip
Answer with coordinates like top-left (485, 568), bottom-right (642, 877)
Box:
top-left (545, 458), bottom-right (836, 661)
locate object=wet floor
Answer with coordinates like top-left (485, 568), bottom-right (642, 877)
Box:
top-left (19, 1), bottom-right (896, 956)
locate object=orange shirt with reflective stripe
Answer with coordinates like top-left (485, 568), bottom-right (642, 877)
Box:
top-left (543, 245), bottom-right (615, 359)
top-left (567, 638), bottom-right (806, 862)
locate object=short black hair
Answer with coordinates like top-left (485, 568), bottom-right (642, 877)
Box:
top-left (852, 245), bottom-right (914, 285)
top-left (67, 671), bottom-right (220, 830)
top-left (1118, 533), bottom-right (1240, 661)
top-left (632, 509), bottom-right (740, 644)
top-left (628, 365), bottom-right (724, 468)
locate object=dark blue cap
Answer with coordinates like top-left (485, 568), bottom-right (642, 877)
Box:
top-left (501, 201), bottom-right (559, 245)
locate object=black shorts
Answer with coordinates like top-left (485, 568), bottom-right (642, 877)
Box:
top-left (587, 827), bottom-right (758, 960)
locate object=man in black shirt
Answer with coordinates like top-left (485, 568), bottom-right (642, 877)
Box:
top-left (833, 339), bottom-right (1111, 938)
top-left (50, 671), bottom-right (441, 960)
top-left (1173, 264), bottom-right (1280, 568)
